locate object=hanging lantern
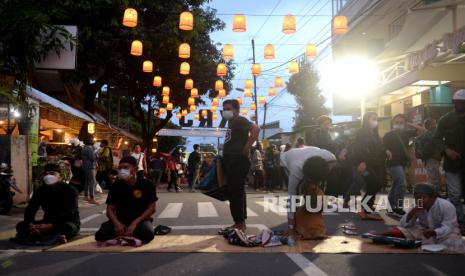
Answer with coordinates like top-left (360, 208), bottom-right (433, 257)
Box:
top-left (185, 79), bottom-right (194, 90)
top-left (123, 8), bottom-right (138, 28)
top-left (241, 109), bottom-right (247, 116)
top-left (264, 44), bottom-right (275, 59)
top-left (130, 40), bottom-right (143, 56)
top-left (167, 103), bottom-right (173, 111)
top-left (252, 63), bottom-right (261, 76)
top-left (268, 87), bottom-right (276, 96)
top-left (289, 61), bottom-right (299, 74)
top-left (244, 88), bottom-right (252, 97)
top-left (333, 15), bottom-right (348, 35)
top-left (182, 109), bottom-right (188, 116)
top-left (188, 97), bottom-right (195, 106)
top-left (190, 88), bottom-right (198, 98)
top-left (180, 62), bottom-right (190, 75)
top-left (223, 44), bottom-right (234, 60)
top-left (210, 105), bottom-right (217, 112)
top-left (245, 79), bottom-right (253, 89)
top-left (194, 113), bottom-right (200, 121)
top-left (162, 95), bottom-right (169, 104)
top-left (236, 97), bottom-right (243, 105)
top-left (159, 108), bottom-right (166, 115)
top-left (153, 76), bottom-right (162, 87)
top-left (201, 110), bottom-right (208, 117)
top-left (87, 122), bottom-right (95, 134)
top-left (176, 113), bottom-right (182, 119)
top-left (142, 60), bottom-right (153, 72)
top-left (274, 76), bottom-right (283, 87)
top-left (213, 113), bottom-right (218, 120)
top-left (212, 98), bottom-right (219, 106)
top-left (190, 105), bottom-right (196, 112)
top-left (282, 15), bottom-right (296, 34)
top-left (215, 80), bottom-right (223, 91)
top-left (179, 11), bottom-right (194, 31)
top-left (233, 14), bottom-right (246, 32)
top-left (179, 43), bottom-right (190, 59)
top-left (259, 96), bottom-right (266, 105)
top-left (250, 102), bottom-right (256, 111)
top-left (162, 86), bottom-right (170, 96)
top-left (217, 63), bottom-right (227, 77)
top-left (305, 44), bottom-right (317, 58)
top-left (218, 89), bottom-right (226, 98)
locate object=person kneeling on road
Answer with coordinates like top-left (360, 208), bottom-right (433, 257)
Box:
top-left (16, 164), bottom-right (80, 243)
top-left (95, 156), bottom-right (157, 244)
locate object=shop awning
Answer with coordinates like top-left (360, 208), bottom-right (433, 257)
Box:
top-left (110, 125), bottom-right (142, 142)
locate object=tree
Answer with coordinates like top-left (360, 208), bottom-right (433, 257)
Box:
top-left (286, 59), bottom-right (329, 131)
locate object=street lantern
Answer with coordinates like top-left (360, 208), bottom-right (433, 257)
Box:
top-left (242, 109), bottom-right (247, 116)
top-left (333, 15), bottom-right (348, 34)
top-left (305, 44), bottom-right (317, 58)
top-left (167, 103), bottom-right (173, 111)
top-left (259, 96), bottom-right (266, 105)
top-left (194, 113), bottom-right (200, 121)
top-left (130, 40), bottom-right (143, 56)
top-left (162, 86), bottom-right (170, 96)
top-left (274, 76), bottom-right (283, 87)
top-left (250, 102), bottom-right (256, 111)
top-left (236, 97), bottom-right (243, 105)
top-left (201, 110), bottom-right (208, 117)
top-left (179, 11), bottom-right (194, 31)
top-left (289, 61), bottom-right (299, 74)
top-left (190, 88), bottom-right (198, 98)
top-left (223, 44), bottom-right (234, 60)
top-left (245, 79), bottom-right (253, 89)
top-left (212, 98), bottom-right (219, 106)
top-left (217, 63), bottom-right (227, 77)
top-left (213, 113), bottom-right (218, 120)
top-left (153, 76), bottom-right (162, 87)
top-left (264, 44), bottom-right (275, 59)
top-left (87, 122), bottom-right (95, 134)
top-left (282, 15), bottom-right (296, 34)
top-left (190, 105), bottom-right (196, 112)
top-left (210, 105), bottom-right (217, 112)
top-left (218, 89), bottom-right (226, 98)
top-left (123, 8), bottom-right (138, 28)
top-left (176, 112), bottom-right (182, 119)
top-left (252, 63), bottom-right (261, 76)
top-left (215, 80), bottom-right (223, 91)
top-left (179, 43), bottom-right (191, 59)
top-left (142, 60), bottom-right (153, 72)
top-left (180, 62), bottom-right (190, 75)
top-left (268, 87), bottom-right (276, 96)
top-left (244, 88), bottom-right (251, 97)
top-left (233, 14), bottom-right (246, 32)
top-left (182, 109), bottom-right (188, 116)
top-left (185, 79), bottom-right (194, 90)
top-left (159, 107), bottom-right (166, 115)
top-left (162, 95), bottom-right (169, 104)
top-left (188, 97), bottom-right (195, 106)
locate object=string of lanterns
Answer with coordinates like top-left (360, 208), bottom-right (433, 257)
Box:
top-left (122, 8), bottom-right (348, 121)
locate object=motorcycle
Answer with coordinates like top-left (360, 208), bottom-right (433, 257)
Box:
top-left (0, 163), bottom-right (22, 215)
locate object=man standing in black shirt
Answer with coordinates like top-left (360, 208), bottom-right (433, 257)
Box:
top-left (95, 156), bottom-right (157, 244)
top-left (222, 99), bottom-right (260, 231)
top-left (16, 164), bottom-right (80, 243)
top-left (311, 115), bottom-right (334, 153)
top-left (187, 144), bottom-right (201, 192)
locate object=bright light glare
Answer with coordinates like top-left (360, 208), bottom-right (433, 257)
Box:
top-left (329, 56), bottom-right (379, 98)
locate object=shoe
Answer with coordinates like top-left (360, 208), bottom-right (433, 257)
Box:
top-left (388, 209), bottom-right (405, 218)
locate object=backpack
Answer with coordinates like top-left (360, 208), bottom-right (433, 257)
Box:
top-left (413, 132), bottom-right (435, 161)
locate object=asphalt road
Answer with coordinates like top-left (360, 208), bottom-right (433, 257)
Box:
top-left (1, 186), bottom-right (464, 276)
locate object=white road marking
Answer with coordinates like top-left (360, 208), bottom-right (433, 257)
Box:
top-left (157, 203), bottom-right (183, 219)
top-left (255, 200), bottom-right (287, 216)
top-left (198, 202), bottom-right (218, 217)
top-left (80, 212), bottom-right (105, 224)
top-left (286, 253), bottom-right (328, 276)
top-left (79, 224), bottom-right (269, 233)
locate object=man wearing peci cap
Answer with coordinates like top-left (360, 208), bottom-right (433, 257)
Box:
top-left (434, 89), bottom-right (465, 229)
top-left (16, 164), bottom-right (80, 243)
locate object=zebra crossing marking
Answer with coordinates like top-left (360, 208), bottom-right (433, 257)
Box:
top-left (157, 203), bottom-right (183, 219)
top-left (198, 202), bottom-right (218, 217)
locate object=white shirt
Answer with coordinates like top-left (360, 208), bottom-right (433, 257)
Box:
top-left (130, 152), bottom-right (145, 171)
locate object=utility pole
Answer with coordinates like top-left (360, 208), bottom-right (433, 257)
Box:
top-left (251, 39), bottom-right (259, 127)
top-left (262, 102), bottom-right (267, 140)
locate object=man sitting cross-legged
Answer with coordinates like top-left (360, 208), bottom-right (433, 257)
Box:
top-left (16, 163), bottom-right (80, 244)
top-left (95, 156), bottom-right (157, 244)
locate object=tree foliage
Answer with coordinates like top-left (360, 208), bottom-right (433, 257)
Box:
top-left (286, 59), bottom-right (329, 130)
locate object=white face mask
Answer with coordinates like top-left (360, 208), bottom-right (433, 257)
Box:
top-left (222, 110), bottom-right (234, 120)
top-left (118, 169), bottom-right (132, 180)
top-left (43, 174), bottom-right (59, 185)
top-left (393, 124), bottom-right (404, 130)
top-left (369, 120), bottom-right (378, 129)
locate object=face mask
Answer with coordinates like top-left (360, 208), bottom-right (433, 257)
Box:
top-left (393, 124), bottom-right (404, 130)
top-left (222, 110), bottom-right (234, 120)
top-left (118, 169), bottom-right (132, 180)
top-left (369, 120), bottom-right (378, 129)
top-left (43, 174), bottom-right (59, 185)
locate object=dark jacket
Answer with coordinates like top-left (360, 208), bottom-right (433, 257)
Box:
top-left (383, 129), bottom-right (417, 167)
top-left (24, 183), bottom-right (80, 227)
top-left (434, 111), bottom-right (465, 172)
top-left (352, 128), bottom-right (386, 168)
top-left (187, 151), bottom-right (201, 172)
top-left (311, 127), bottom-right (334, 153)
